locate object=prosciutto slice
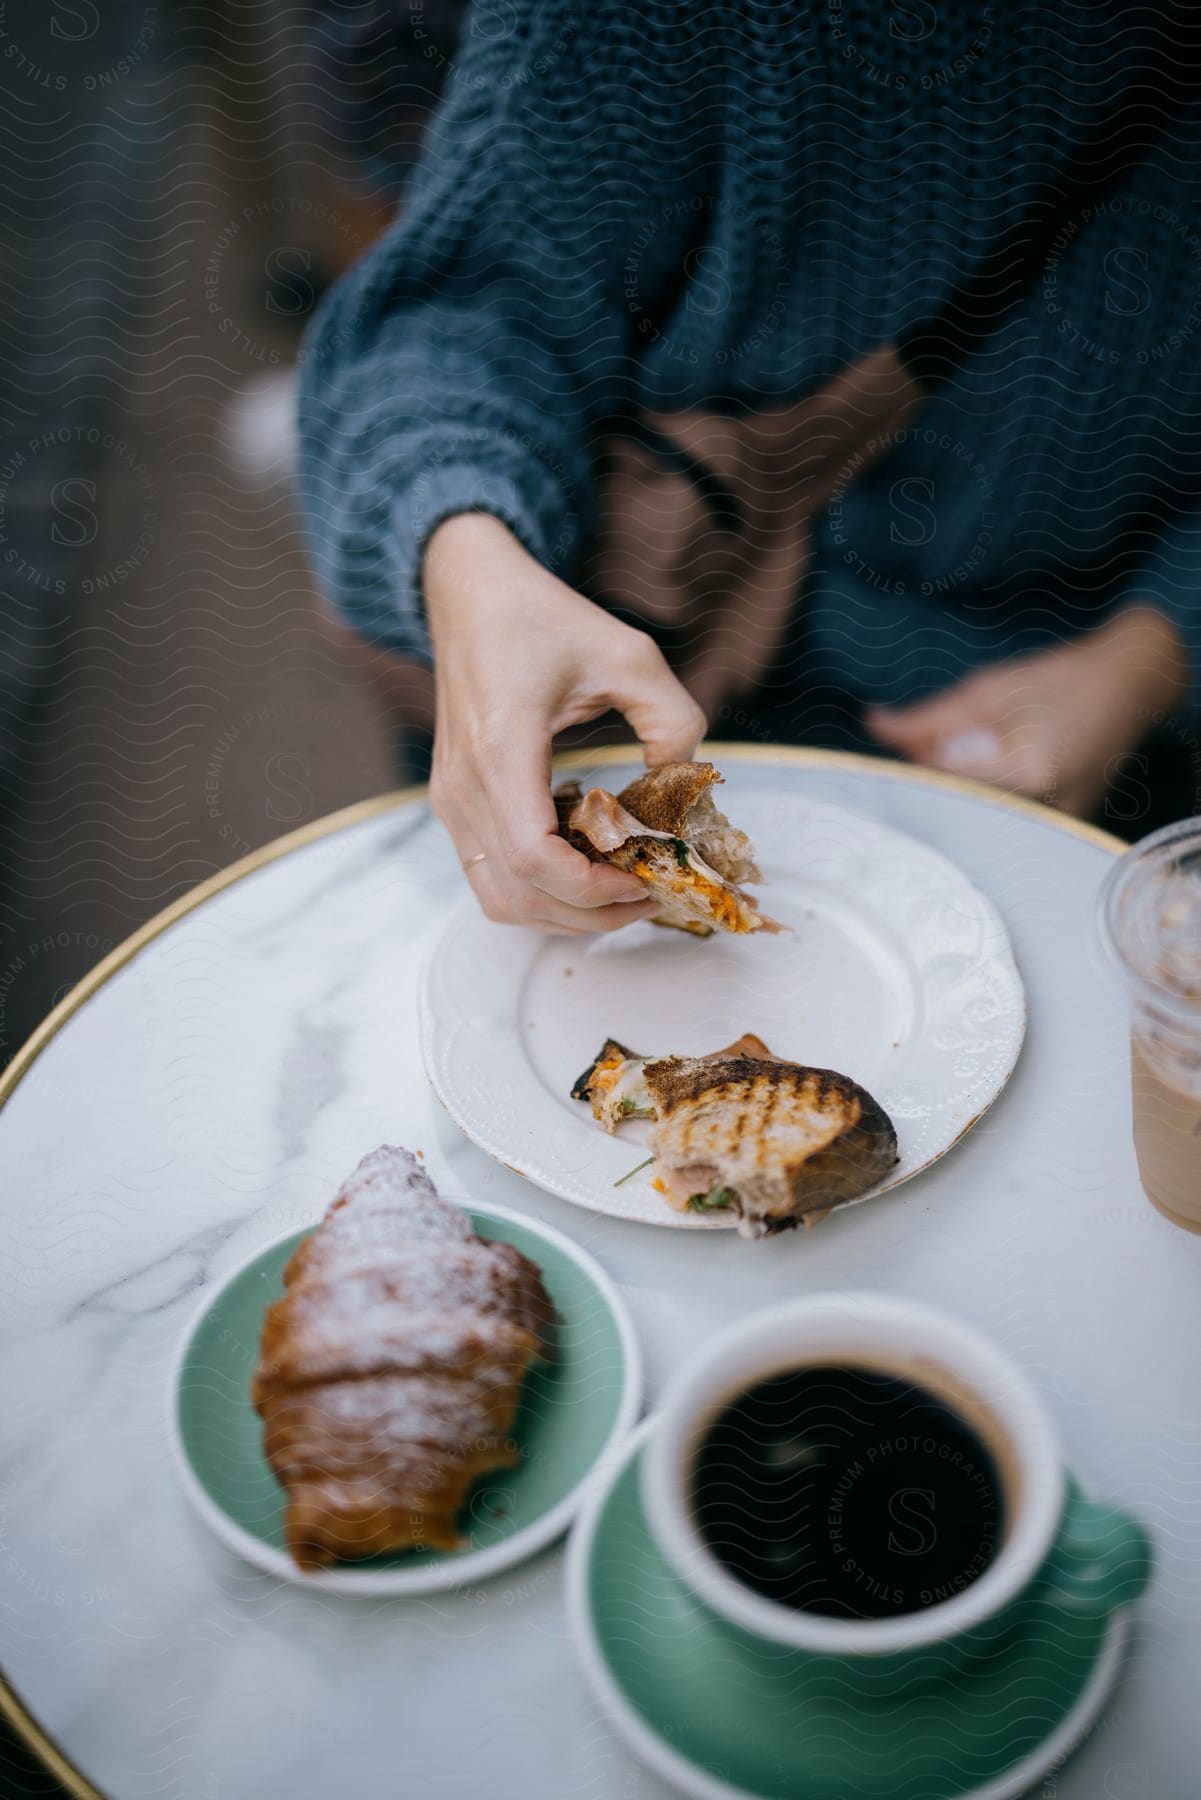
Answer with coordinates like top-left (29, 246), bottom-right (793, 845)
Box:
top-left (567, 787), bottom-right (676, 853)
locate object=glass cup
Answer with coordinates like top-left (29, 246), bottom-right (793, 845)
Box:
top-left (1100, 817), bottom-right (1201, 1231)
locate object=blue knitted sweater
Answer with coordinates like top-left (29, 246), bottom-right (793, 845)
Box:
top-left (297, 1), bottom-right (1201, 716)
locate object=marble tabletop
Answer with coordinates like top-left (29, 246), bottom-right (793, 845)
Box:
top-left (1, 747), bottom-right (1198, 1800)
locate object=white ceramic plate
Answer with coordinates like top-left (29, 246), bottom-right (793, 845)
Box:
top-left (420, 784), bottom-right (1026, 1229)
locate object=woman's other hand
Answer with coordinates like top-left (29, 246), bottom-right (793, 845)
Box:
top-left (424, 513), bottom-right (706, 931)
top-left (864, 608), bottom-right (1189, 818)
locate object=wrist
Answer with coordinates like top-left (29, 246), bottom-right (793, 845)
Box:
top-left (424, 514), bottom-right (545, 652)
top-left (425, 511), bottom-right (523, 602)
top-left (424, 511), bottom-right (604, 649)
top-left (1088, 606), bottom-right (1190, 717)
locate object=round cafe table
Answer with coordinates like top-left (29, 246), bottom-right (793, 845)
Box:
top-left (2, 746), bottom-right (1197, 1800)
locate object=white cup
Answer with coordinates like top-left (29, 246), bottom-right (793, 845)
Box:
top-left (640, 1292), bottom-right (1149, 1680)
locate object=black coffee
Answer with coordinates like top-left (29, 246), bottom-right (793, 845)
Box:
top-left (692, 1365), bottom-right (1005, 1619)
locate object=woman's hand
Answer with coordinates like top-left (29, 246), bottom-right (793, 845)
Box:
top-left (864, 608), bottom-right (1190, 817)
top-left (424, 512), bottom-right (706, 931)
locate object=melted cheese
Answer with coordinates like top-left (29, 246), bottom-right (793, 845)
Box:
top-left (589, 1055), bottom-right (653, 1129)
top-left (654, 1163), bottom-right (724, 1212)
top-left (629, 847), bottom-right (758, 933)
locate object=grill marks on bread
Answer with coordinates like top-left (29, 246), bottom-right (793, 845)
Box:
top-left (643, 1055), bottom-right (898, 1236)
top-left (645, 1059), bottom-right (866, 1177)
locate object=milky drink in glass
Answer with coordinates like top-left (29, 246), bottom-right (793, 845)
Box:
top-left (1101, 819), bottom-right (1201, 1230)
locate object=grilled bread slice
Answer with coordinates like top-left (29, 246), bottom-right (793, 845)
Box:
top-left (572, 1030), bottom-right (780, 1131)
top-left (555, 762), bottom-right (778, 937)
top-left (617, 763), bottom-right (761, 882)
top-left (642, 1053), bottom-right (898, 1236)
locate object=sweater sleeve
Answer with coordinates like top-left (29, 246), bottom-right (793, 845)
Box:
top-left (1123, 509), bottom-right (1201, 719)
top-left (296, 1), bottom-right (712, 658)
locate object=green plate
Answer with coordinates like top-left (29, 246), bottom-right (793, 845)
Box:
top-left (566, 1422), bottom-right (1129, 1800)
top-left (170, 1202), bottom-right (641, 1594)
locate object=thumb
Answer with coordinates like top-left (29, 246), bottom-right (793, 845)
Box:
top-left (864, 690), bottom-right (968, 751)
top-left (612, 641), bottom-right (707, 765)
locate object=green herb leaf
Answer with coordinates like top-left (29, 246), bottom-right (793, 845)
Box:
top-left (673, 838), bottom-right (691, 869)
top-left (688, 1184), bottom-right (735, 1212)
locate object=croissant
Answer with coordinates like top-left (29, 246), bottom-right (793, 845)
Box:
top-left (251, 1146), bottom-right (557, 1571)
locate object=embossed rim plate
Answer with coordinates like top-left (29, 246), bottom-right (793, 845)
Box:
top-left (168, 1202), bottom-right (642, 1595)
top-left (420, 779), bottom-right (1026, 1228)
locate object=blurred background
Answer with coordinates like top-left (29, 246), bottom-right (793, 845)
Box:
top-left (0, 0), bottom-right (455, 1774)
top-left (1, 6), bottom-right (470, 1788)
top-left (0, 0), bottom-right (471, 1077)
top-left (3, 0), bottom-right (1201, 1100)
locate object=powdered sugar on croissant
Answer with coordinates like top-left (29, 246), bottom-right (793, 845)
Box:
top-left (252, 1147), bottom-right (557, 1571)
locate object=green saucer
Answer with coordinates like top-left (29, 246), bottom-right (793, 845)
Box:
top-left (171, 1202), bottom-right (641, 1595)
top-left (567, 1422), bottom-right (1128, 1800)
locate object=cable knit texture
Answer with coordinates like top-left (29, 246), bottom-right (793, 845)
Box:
top-left (298, 1), bottom-right (1201, 713)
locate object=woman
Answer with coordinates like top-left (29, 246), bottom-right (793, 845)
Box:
top-left (298, 1), bottom-right (1199, 933)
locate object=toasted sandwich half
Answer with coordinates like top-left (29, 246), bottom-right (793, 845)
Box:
top-left (555, 761), bottom-right (779, 937)
top-left (572, 1032), bottom-right (773, 1133)
top-left (643, 1051), bottom-right (898, 1237)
